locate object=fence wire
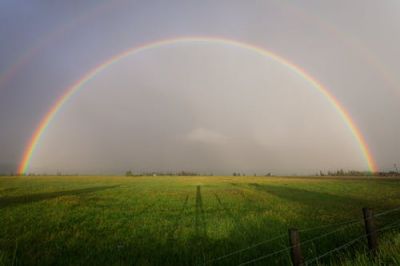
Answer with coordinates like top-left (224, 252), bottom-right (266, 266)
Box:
top-left (205, 217), bottom-right (362, 264)
top-left (305, 218), bottom-right (400, 265)
top-left (299, 218), bottom-right (361, 233)
top-left (237, 245), bottom-right (292, 266)
top-left (304, 234), bottom-right (366, 265)
top-left (205, 206), bottom-right (400, 265)
top-left (203, 233), bottom-right (287, 265)
top-left (237, 220), bottom-right (361, 265)
top-left (375, 206), bottom-right (400, 218)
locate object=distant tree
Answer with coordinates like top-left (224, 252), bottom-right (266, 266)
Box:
top-left (125, 170), bottom-right (133, 176)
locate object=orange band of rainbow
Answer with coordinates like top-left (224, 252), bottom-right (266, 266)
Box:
top-left (18, 36), bottom-right (378, 174)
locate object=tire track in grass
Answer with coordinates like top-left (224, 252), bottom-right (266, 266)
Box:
top-left (166, 195), bottom-right (190, 241)
top-left (195, 186), bottom-right (207, 237)
top-left (0, 185), bottom-right (120, 209)
top-left (192, 186), bottom-right (209, 266)
top-left (230, 183), bottom-right (267, 213)
top-left (214, 193), bottom-right (248, 237)
top-left (134, 199), bottom-right (161, 217)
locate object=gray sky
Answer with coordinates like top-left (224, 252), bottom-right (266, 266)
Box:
top-left (0, 0), bottom-right (399, 175)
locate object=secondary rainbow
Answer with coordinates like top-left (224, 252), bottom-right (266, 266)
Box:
top-left (18, 36), bottom-right (378, 174)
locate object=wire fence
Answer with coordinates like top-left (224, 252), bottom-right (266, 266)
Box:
top-left (238, 220), bottom-right (362, 266)
top-left (204, 218), bottom-right (361, 265)
top-left (203, 205), bottom-right (400, 266)
top-left (305, 217), bottom-right (400, 265)
top-left (204, 233), bottom-right (287, 264)
top-left (375, 206), bottom-right (400, 218)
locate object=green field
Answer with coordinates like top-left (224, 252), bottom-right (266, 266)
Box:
top-left (1, 175), bottom-right (400, 265)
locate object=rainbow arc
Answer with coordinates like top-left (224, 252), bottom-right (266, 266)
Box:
top-left (18, 36), bottom-right (378, 174)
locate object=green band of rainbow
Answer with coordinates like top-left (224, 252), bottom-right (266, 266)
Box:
top-left (18, 36), bottom-right (378, 174)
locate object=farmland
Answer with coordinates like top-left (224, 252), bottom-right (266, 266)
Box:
top-left (1, 175), bottom-right (400, 265)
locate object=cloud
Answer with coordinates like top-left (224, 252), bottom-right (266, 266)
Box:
top-left (186, 127), bottom-right (229, 145)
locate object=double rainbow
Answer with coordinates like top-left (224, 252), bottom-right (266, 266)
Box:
top-left (18, 36), bottom-right (378, 174)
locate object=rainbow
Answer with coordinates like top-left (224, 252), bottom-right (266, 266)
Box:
top-left (18, 36), bottom-right (378, 174)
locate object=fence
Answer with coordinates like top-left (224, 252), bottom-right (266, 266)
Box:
top-left (204, 206), bottom-right (400, 266)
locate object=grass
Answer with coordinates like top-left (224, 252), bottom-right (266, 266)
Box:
top-left (0, 175), bottom-right (400, 265)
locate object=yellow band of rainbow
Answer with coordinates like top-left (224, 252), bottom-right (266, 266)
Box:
top-left (18, 36), bottom-right (378, 174)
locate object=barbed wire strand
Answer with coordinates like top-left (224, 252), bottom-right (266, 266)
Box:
top-left (237, 220), bottom-right (361, 266)
top-left (203, 233), bottom-right (287, 265)
top-left (304, 234), bottom-right (366, 265)
top-left (299, 218), bottom-right (361, 233)
top-left (375, 206), bottom-right (400, 218)
top-left (205, 218), bottom-right (361, 264)
top-left (237, 245), bottom-right (292, 266)
top-left (205, 206), bottom-right (400, 265)
top-left (298, 220), bottom-right (361, 247)
top-left (378, 218), bottom-right (400, 232)
top-left (305, 219), bottom-right (400, 265)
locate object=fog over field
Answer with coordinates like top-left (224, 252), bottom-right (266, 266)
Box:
top-left (30, 44), bottom-right (364, 175)
top-left (0, 1), bottom-right (399, 174)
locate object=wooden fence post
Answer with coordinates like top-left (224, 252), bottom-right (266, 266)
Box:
top-left (289, 228), bottom-right (304, 266)
top-left (363, 207), bottom-right (378, 255)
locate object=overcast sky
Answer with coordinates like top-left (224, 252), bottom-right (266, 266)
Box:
top-left (0, 1), bottom-right (399, 175)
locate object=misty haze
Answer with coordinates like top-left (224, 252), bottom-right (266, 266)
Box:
top-left (30, 43), bottom-right (364, 175)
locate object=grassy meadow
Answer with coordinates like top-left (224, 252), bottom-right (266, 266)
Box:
top-left (1, 175), bottom-right (400, 265)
